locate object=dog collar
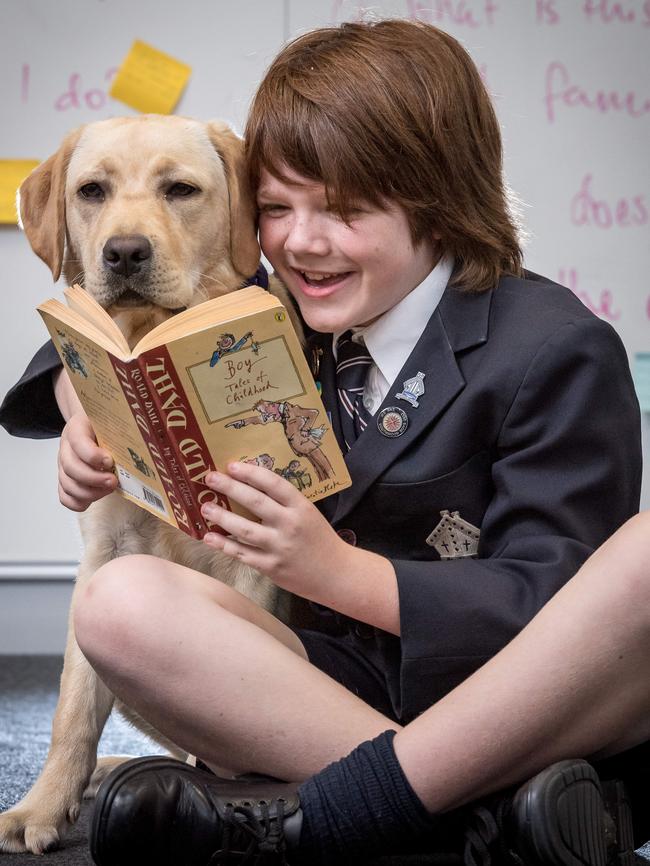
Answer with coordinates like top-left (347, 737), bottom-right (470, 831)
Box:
top-left (244, 263), bottom-right (269, 290)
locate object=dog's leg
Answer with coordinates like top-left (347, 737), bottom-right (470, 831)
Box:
top-left (0, 579), bottom-right (114, 854)
top-left (83, 704), bottom-right (192, 799)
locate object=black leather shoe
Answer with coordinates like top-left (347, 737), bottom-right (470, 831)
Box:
top-left (89, 756), bottom-right (303, 866)
top-left (463, 759), bottom-right (636, 866)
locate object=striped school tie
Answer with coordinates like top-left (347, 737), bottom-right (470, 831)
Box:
top-left (335, 330), bottom-right (374, 450)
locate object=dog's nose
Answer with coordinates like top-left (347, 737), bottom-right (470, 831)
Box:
top-left (103, 235), bottom-right (152, 277)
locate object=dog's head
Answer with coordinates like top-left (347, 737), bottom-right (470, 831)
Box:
top-left (19, 116), bottom-right (261, 339)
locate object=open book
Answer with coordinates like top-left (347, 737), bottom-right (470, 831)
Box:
top-left (38, 285), bottom-right (351, 538)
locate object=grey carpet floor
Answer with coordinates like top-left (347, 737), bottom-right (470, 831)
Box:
top-left (0, 656), bottom-right (648, 865)
top-left (0, 656), bottom-right (159, 865)
top-left (0, 657), bottom-right (461, 865)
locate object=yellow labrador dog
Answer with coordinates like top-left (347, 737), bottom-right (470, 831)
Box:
top-left (0, 116), bottom-right (298, 855)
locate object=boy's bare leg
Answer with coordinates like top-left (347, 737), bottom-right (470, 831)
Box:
top-left (395, 511), bottom-right (650, 812)
top-left (75, 512), bottom-right (650, 808)
top-left (74, 557), bottom-right (400, 781)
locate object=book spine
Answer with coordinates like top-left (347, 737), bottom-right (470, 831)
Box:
top-left (138, 346), bottom-right (233, 537)
top-left (107, 354), bottom-right (203, 539)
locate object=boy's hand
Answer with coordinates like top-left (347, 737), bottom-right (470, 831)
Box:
top-left (57, 411), bottom-right (116, 512)
top-left (200, 462), bottom-right (350, 597)
top-left (201, 462), bottom-right (400, 634)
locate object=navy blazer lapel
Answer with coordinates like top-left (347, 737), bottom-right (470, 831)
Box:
top-left (307, 333), bottom-right (343, 445)
top-left (332, 285), bottom-right (493, 523)
top-left (306, 333), bottom-right (344, 522)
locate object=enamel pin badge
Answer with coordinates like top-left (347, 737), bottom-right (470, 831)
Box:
top-left (377, 406), bottom-right (409, 437)
top-left (426, 510), bottom-right (480, 559)
top-left (396, 371), bottom-right (426, 408)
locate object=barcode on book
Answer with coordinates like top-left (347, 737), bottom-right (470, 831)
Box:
top-left (116, 465), bottom-right (168, 516)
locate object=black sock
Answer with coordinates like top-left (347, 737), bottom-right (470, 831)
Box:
top-left (295, 729), bottom-right (436, 865)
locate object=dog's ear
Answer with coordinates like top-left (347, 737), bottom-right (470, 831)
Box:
top-left (207, 122), bottom-right (260, 279)
top-left (18, 126), bottom-right (83, 282)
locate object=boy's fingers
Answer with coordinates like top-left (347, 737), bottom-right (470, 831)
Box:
top-left (58, 477), bottom-right (112, 512)
top-left (65, 414), bottom-right (113, 471)
top-left (200, 503), bottom-right (268, 548)
top-left (59, 471), bottom-right (115, 502)
top-left (59, 441), bottom-right (116, 488)
top-left (202, 531), bottom-right (269, 573)
top-left (204, 470), bottom-right (285, 519)
top-left (58, 484), bottom-right (87, 512)
top-left (220, 461), bottom-right (298, 506)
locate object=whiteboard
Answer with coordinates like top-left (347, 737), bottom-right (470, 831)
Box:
top-left (1, 0), bottom-right (648, 568)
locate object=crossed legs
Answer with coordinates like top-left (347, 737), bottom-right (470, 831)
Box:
top-left (74, 555), bottom-right (398, 781)
top-left (73, 511), bottom-right (650, 815)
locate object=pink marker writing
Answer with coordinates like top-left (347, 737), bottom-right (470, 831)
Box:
top-left (21, 63), bottom-right (29, 103)
top-left (536, 0), bottom-right (560, 25)
top-left (54, 68), bottom-right (118, 112)
top-left (544, 61), bottom-right (650, 123)
top-left (571, 174), bottom-right (648, 229)
top-left (583, 0), bottom-right (649, 24)
top-left (405, 0), bottom-right (498, 27)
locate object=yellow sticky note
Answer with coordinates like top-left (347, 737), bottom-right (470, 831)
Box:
top-left (110, 40), bottom-right (191, 115)
top-left (0, 160), bottom-right (40, 225)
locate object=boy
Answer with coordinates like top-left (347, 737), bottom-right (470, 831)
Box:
top-left (1, 19), bottom-right (645, 866)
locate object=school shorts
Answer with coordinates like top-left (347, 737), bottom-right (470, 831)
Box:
top-left (293, 627), bottom-right (400, 724)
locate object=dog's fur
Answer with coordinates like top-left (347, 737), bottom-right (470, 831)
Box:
top-left (0, 116), bottom-right (298, 854)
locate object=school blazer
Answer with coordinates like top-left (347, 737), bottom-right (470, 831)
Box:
top-left (310, 272), bottom-right (641, 720)
top-left (0, 272), bottom-right (642, 722)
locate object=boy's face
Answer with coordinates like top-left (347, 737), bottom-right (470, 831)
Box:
top-left (257, 167), bottom-right (437, 334)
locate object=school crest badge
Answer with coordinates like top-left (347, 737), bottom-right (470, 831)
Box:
top-left (426, 510), bottom-right (480, 559)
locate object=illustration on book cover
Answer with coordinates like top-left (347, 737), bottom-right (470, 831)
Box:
top-left (240, 453), bottom-right (314, 491)
top-left (57, 330), bottom-right (88, 378)
top-left (209, 331), bottom-right (259, 366)
top-left (128, 447), bottom-right (156, 479)
top-left (227, 398), bottom-right (333, 481)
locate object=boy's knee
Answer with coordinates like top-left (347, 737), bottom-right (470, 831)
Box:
top-left (614, 513), bottom-right (650, 608)
top-left (620, 513), bottom-right (650, 560)
top-left (73, 554), bottom-right (165, 662)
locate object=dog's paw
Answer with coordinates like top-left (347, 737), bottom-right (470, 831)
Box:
top-left (84, 755), bottom-right (134, 799)
top-left (0, 807), bottom-right (62, 855)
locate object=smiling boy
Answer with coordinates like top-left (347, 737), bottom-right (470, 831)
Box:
top-left (1, 18), bottom-right (645, 866)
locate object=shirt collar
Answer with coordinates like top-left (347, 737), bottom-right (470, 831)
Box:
top-left (334, 253), bottom-right (454, 388)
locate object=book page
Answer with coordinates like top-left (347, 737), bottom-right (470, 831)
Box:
top-left (64, 285), bottom-right (130, 356)
top-left (133, 286), bottom-right (280, 353)
top-left (38, 301), bottom-right (127, 359)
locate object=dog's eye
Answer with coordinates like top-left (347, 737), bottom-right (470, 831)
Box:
top-left (79, 183), bottom-right (104, 201)
top-left (167, 183), bottom-right (198, 198)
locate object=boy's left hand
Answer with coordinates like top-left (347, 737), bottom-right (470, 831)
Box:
top-left (200, 461), bottom-right (348, 598)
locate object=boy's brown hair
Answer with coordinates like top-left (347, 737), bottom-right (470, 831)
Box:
top-left (245, 19), bottom-right (523, 292)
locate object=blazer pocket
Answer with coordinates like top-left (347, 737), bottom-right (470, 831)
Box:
top-left (363, 450), bottom-right (493, 558)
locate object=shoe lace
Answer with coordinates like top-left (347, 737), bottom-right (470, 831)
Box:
top-left (207, 797), bottom-right (290, 865)
top-left (463, 802), bottom-right (524, 866)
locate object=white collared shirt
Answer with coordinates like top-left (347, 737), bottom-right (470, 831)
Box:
top-left (333, 253), bottom-right (454, 414)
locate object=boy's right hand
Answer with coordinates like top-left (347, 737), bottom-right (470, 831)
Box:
top-left (57, 411), bottom-right (117, 512)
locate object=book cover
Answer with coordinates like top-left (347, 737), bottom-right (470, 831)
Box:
top-left (38, 286), bottom-right (351, 538)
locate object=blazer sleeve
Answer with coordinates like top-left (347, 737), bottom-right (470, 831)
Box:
top-left (0, 341), bottom-right (64, 439)
top-left (391, 316), bottom-right (642, 717)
